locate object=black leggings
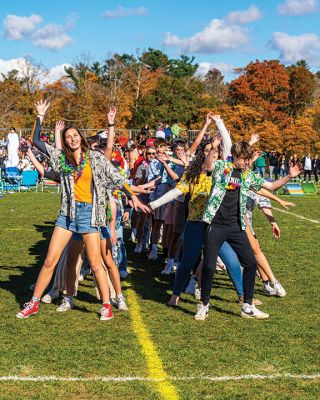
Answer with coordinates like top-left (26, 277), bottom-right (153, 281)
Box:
top-left (201, 223), bottom-right (257, 305)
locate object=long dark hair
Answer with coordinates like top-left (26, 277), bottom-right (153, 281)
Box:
top-left (184, 140), bottom-right (211, 184)
top-left (61, 127), bottom-right (89, 167)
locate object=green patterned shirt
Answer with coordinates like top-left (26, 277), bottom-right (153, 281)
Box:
top-left (202, 160), bottom-right (265, 230)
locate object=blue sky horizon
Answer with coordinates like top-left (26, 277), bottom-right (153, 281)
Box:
top-left (1, 0), bottom-right (320, 82)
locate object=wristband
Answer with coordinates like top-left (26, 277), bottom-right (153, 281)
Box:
top-left (108, 123), bottom-right (115, 127)
top-left (37, 114), bottom-right (44, 117)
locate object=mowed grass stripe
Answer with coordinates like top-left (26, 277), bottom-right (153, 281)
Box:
top-left (126, 289), bottom-right (180, 400)
top-left (272, 206), bottom-right (320, 224)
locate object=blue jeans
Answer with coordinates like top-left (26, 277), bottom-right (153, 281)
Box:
top-left (255, 166), bottom-right (265, 177)
top-left (173, 221), bottom-right (243, 297)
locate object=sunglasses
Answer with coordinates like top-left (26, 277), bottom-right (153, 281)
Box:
top-left (114, 144), bottom-right (121, 148)
top-left (147, 152), bottom-right (156, 155)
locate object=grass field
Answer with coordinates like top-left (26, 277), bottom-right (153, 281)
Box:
top-left (0, 192), bottom-right (319, 399)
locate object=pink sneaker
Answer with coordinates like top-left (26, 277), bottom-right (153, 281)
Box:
top-left (16, 300), bottom-right (39, 319)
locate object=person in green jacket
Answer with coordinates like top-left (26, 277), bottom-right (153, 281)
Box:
top-left (254, 151), bottom-right (267, 177)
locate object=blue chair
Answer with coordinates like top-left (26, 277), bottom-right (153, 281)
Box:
top-left (3, 167), bottom-right (21, 192)
top-left (20, 170), bottom-right (39, 191)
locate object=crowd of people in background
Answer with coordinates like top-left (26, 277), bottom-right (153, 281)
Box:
top-left (0, 106), bottom-right (305, 321)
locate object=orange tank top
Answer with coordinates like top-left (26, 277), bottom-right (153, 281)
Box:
top-left (74, 162), bottom-right (93, 203)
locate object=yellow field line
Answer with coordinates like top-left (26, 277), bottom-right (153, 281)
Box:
top-left (126, 289), bottom-right (179, 400)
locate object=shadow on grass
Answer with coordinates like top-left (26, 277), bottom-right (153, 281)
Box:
top-left (122, 233), bottom-right (241, 317)
top-left (0, 222), bottom-right (55, 307)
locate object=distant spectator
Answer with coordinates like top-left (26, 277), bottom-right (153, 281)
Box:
top-left (140, 124), bottom-right (150, 137)
top-left (302, 153), bottom-right (312, 183)
top-left (267, 151), bottom-right (279, 179)
top-left (278, 155), bottom-right (289, 177)
top-left (164, 124), bottom-right (172, 141)
top-left (171, 121), bottom-right (186, 138)
top-left (312, 155), bottom-right (320, 184)
top-left (254, 151), bottom-right (267, 177)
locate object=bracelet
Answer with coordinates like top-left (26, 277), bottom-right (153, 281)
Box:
top-left (37, 114), bottom-right (44, 117)
top-left (108, 123), bottom-right (115, 127)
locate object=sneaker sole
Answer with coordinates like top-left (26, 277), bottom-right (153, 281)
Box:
top-left (16, 311), bottom-right (38, 319)
top-left (194, 314), bottom-right (208, 321)
top-left (42, 295), bottom-right (59, 304)
top-left (56, 307), bottom-right (73, 312)
top-left (100, 315), bottom-right (114, 321)
top-left (240, 311), bottom-right (269, 319)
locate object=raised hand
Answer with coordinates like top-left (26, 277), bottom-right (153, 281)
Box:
top-left (55, 120), bottom-right (65, 132)
top-left (156, 153), bottom-right (169, 163)
top-left (289, 163), bottom-right (303, 178)
top-left (249, 133), bottom-right (260, 146)
top-left (108, 106), bottom-right (116, 125)
top-left (211, 114), bottom-right (221, 122)
top-left (35, 99), bottom-right (50, 116)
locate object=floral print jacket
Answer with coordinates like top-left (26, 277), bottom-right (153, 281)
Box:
top-left (45, 144), bottom-right (126, 227)
top-left (202, 160), bottom-right (265, 230)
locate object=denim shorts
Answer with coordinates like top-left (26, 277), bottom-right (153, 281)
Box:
top-left (56, 202), bottom-right (100, 235)
top-left (100, 226), bottom-right (110, 241)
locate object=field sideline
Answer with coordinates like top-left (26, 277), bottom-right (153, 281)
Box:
top-left (0, 193), bottom-right (319, 399)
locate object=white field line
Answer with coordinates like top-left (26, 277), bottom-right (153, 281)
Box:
top-left (0, 373), bottom-right (319, 383)
top-left (272, 207), bottom-right (320, 224)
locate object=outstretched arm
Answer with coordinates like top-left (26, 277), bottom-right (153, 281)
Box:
top-left (257, 188), bottom-right (296, 209)
top-left (104, 106), bottom-right (116, 161)
top-left (31, 100), bottom-right (51, 155)
top-left (188, 113), bottom-right (215, 156)
top-left (54, 120), bottom-right (64, 150)
top-left (149, 187), bottom-right (183, 210)
top-left (212, 115), bottom-right (233, 160)
top-left (262, 164), bottom-right (303, 192)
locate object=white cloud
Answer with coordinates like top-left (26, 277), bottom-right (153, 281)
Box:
top-left (278, 0), bottom-right (318, 16)
top-left (0, 58), bottom-right (71, 84)
top-left (103, 6), bottom-right (148, 19)
top-left (163, 19), bottom-right (249, 54)
top-left (44, 63), bottom-right (72, 83)
top-left (3, 14), bottom-right (42, 40)
top-left (0, 57), bottom-right (26, 76)
top-left (32, 24), bottom-right (72, 50)
top-left (196, 62), bottom-right (235, 77)
top-left (270, 31), bottom-right (320, 65)
top-left (225, 5), bottom-right (262, 25)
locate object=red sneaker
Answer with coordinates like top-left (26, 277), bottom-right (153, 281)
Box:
top-left (100, 304), bottom-right (113, 321)
top-left (16, 300), bottom-right (39, 319)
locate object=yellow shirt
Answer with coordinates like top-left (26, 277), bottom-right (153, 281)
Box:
top-left (74, 162), bottom-right (93, 203)
top-left (176, 172), bottom-right (212, 221)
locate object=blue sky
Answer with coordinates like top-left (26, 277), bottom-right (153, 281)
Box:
top-left (0, 0), bottom-right (319, 81)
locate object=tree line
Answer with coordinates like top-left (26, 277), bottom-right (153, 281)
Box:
top-left (1, 48), bottom-right (320, 155)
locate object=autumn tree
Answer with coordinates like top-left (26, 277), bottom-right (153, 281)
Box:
top-left (287, 60), bottom-right (316, 118)
top-left (229, 60), bottom-right (290, 125)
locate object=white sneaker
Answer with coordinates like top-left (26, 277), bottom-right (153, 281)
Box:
top-left (42, 288), bottom-right (59, 304)
top-left (117, 295), bottom-right (128, 311)
top-left (263, 281), bottom-right (277, 296)
top-left (185, 277), bottom-right (197, 295)
top-left (241, 303), bottom-right (269, 319)
top-left (56, 296), bottom-right (74, 312)
top-left (134, 243), bottom-right (143, 254)
top-left (270, 281), bottom-right (286, 297)
top-left (130, 232), bottom-right (136, 243)
top-left (194, 303), bottom-right (209, 320)
top-left (194, 288), bottom-right (201, 300)
top-left (148, 248), bottom-right (158, 261)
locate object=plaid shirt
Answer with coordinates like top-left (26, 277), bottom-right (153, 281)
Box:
top-left (202, 160), bottom-right (265, 230)
top-left (45, 144), bottom-right (126, 227)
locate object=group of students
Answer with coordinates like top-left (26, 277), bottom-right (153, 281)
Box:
top-left (17, 101), bottom-right (302, 321)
